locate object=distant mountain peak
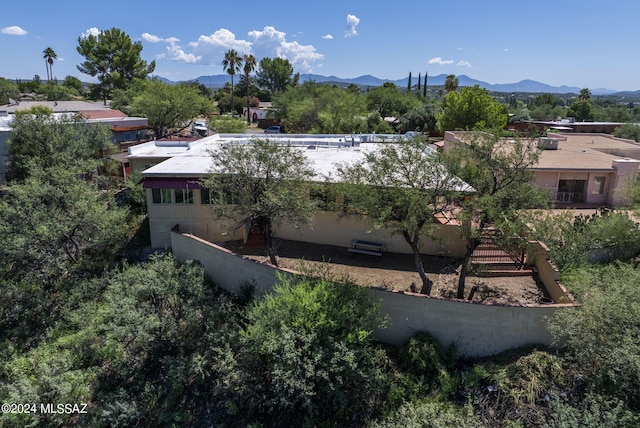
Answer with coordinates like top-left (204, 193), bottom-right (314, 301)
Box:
top-left (158, 73), bottom-right (620, 95)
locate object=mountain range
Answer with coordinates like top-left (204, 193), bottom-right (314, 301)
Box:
top-left (164, 73), bottom-right (630, 96)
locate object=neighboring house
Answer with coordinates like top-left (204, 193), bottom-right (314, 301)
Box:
top-left (510, 119), bottom-right (625, 134)
top-left (126, 137), bottom-right (203, 177)
top-left (242, 102), bottom-right (273, 123)
top-left (82, 111), bottom-right (150, 146)
top-left (137, 134), bottom-right (473, 252)
top-left (0, 113), bottom-right (11, 184)
top-left (0, 100), bottom-right (150, 147)
top-left (0, 100), bottom-right (150, 182)
top-left (443, 131), bottom-right (640, 207)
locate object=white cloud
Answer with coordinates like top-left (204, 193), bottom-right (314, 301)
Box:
top-left (141, 32), bottom-right (163, 43)
top-left (428, 57), bottom-right (454, 65)
top-left (161, 26), bottom-right (322, 72)
top-left (248, 26), bottom-right (323, 72)
top-left (344, 14), bottom-right (360, 37)
top-left (80, 27), bottom-right (100, 39)
top-left (322, 34), bottom-right (333, 40)
top-left (142, 33), bottom-right (180, 45)
top-left (457, 60), bottom-right (472, 68)
top-left (504, 48), bottom-right (509, 52)
top-left (1, 26), bottom-right (27, 36)
top-left (195, 28), bottom-right (252, 53)
top-left (168, 28), bottom-right (252, 66)
top-left (158, 41), bottom-right (201, 63)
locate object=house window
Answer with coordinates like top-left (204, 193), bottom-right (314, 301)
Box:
top-left (205, 182), bottom-right (235, 204)
top-left (592, 176), bottom-right (606, 195)
top-left (175, 188), bottom-right (194, 204)
top-left (152, 188), bottom-right (171, 204)
top-left (200, 189), bottom-right (211, 204)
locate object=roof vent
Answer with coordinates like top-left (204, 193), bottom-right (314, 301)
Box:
top-left (538, 137), bottom-right (558, 150)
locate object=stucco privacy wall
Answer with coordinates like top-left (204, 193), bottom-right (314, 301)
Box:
top-left (170, 227), bottom-right (293, 297)
top-left (171, 229), bottom-right (574, 357)
top-left (152, 199), bottom-right (467, 257)
top-left (371, 289), bottom-right (559, 355)
top-left (527, 241), bottom-right (574, 304)
top-left (275, 210), bottom-right (467, 257)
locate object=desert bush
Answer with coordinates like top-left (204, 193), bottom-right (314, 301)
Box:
top-left (218, 275), bottom-right (390, 426)
top-left (550, 262), bottom-right (640, 410)
top-left (372, 399), bottom-right (481, 428)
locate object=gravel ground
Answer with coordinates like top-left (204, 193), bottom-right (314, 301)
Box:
top-left (232, 239), bottom-right (548, 306)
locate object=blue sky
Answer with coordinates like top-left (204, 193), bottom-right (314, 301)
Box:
top-left (1, 0), bottom-right (639, 91)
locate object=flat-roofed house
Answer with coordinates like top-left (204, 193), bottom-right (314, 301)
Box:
top-left (443, 131), bottom-right (640, 207)
top-left (135, 134), bottom-right (474, 252)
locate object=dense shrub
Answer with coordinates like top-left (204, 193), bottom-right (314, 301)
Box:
top-left (551, 263), bottom-right (640, 410)
top-left (218, 275), bottom-right (389, 426)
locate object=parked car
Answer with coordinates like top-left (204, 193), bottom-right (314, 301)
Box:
top-left (264, 126), bottom-right (284, 134)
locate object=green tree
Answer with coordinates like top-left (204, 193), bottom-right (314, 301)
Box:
top-left (221, 275), bottom-right (388, 426)
top-left (0, 168), bottom-right (129, 282)
top-left (255, 56), bottom-right (299, 95)
top-left (62, 75), bottom-right (83, 94)
top-left (128, 79), bottom-right (210, 138)
top-left (41, 83), bottom-right (77, 101)
top-left (437, 85), bottom-right (508, 133)
top-left (107, 77), bottom-right (148, 115)
top-left (242, 53), bottom-right (256, 123)
top-left (529, 209), bottom-right (640, 269)
top-left (42, 47), bottom-right (57, 84)
top-left (567, 98), bottom-right (595, 122)
top-left (76, 27), bottom-right (156, 104)
top-left (444, 74), bottom-right (459, 93)
top-left (222, 49), bottom-right (242, 114)
top-left (24, 74), bottom-right (42, 93)
top-left (578, 87), bottom-right (592, 101)
top-left (366, 82), bottom-right (421, 119)
top-left (236, 73), bottom-right (270, 101)
top-left (423, 71), bottom-right (428, 97)
top-left (0, 77), bottom-right (19, 105)
top-left (337, 140), bottom-right (468, 294)
top-left (534, 93), bottom-right (560, 108)
top-left (407, 71), bottom-right (412, 92)
top-left (273, 81), bottom-right (369, 133)
top-left (206, 138), bottom-right (317, 265)
top-left (442, 131), bottom-right (546, 225)
top-left (614, 123), bottom-right (640, 142)
top-left (7, 112), bottom-right (111, 181)
top-left (441, 132), bottom-right (549, 297)
top-left (397, 102), bottom-right (438, 134)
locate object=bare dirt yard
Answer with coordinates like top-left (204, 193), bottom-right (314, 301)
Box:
top-left (229, 239), bottom-right (549, 306)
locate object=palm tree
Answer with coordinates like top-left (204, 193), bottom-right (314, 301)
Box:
top-left (444, 74), bottom-right (458, 93)
top-left (222, 49), bottom-right (242, 115)
top-left (43, 47), bottom-right (57, 84)
top-left (579, 88), bottom-right (592, 101)
top-left (243, 54), bottom-right (256, 123)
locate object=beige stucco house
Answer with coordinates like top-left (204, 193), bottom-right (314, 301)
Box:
top-left (135, 134), bottom-right (474, 254)
top-left (443, 131), bottom-right (640, 207)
